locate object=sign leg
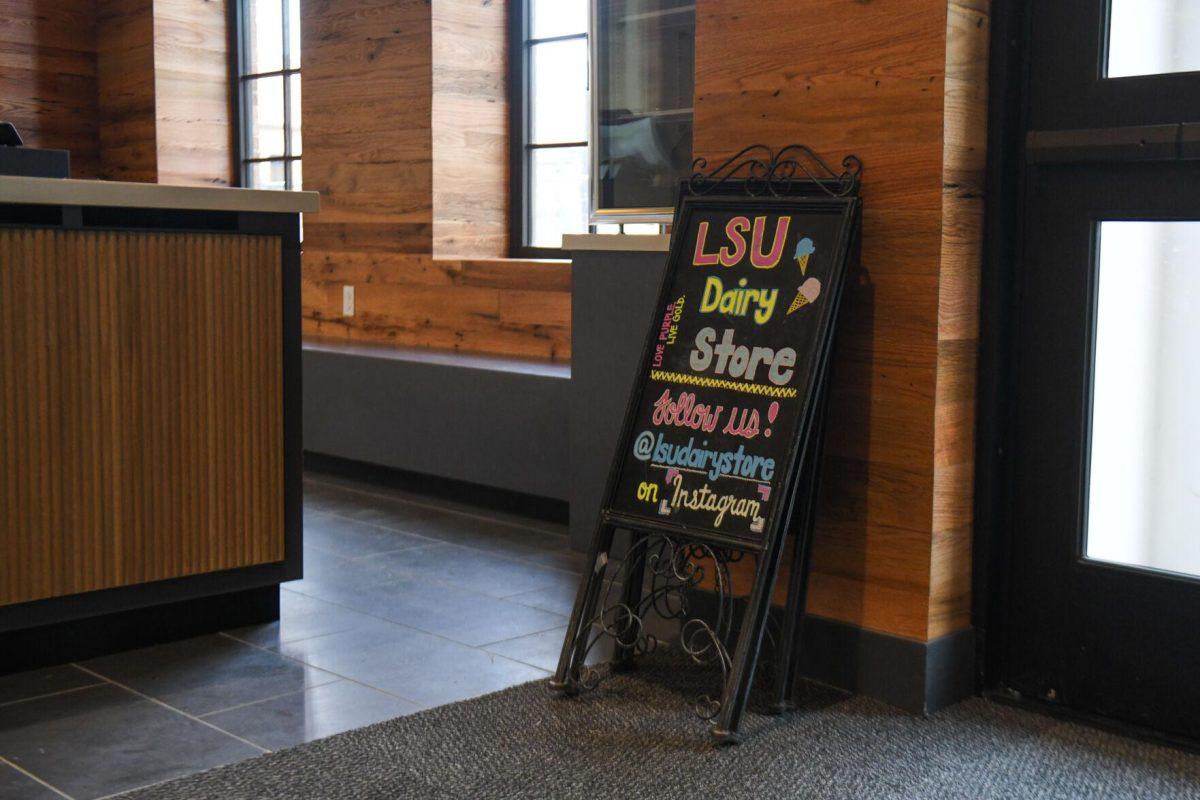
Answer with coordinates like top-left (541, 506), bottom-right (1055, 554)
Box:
top-left (551, 522), bottom-right (618, 692)
top-left (710, 524), bottom-right (790, 744)
top-left (771, 454), bottom-right (822, 712)
top-left (773, 328), bottom-right (836, 712)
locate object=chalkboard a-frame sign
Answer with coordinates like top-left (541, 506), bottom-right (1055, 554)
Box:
top-left (551, 145), bottom-right (862, 744)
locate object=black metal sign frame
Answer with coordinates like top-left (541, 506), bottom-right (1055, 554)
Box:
top-left (552, 146), bottom-right (862, 743)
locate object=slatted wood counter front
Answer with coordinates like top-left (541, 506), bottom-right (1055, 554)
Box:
top-left (0, 229), bottom-right (284, 607)
top-left (0, 178), bottom-right (314, 664)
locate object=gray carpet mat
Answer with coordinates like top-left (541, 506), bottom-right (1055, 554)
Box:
top-left (117, 653), bottom-right (1200, 799)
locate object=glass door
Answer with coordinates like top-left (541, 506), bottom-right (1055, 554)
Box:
top-left (1001, 0), bottom-right (1200, 741)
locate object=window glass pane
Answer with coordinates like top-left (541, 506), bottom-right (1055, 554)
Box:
top-left (245, 0), bottom-right (284, 74)
top-left (594, 223), bottom-right (621, 234)
top-left (1086, 221), bottom-right (1200, 579)
top-left (288, 74), bottom-right (302, 155)
top-left (289, 159), bottom-right (302, 191)
top-left (595, 0), bottom-right (694, 211)
top-left (531, 0), bottom-right (587, 39)
top-left (287, 0), bottom-right (301, 69)
top-left (247, 160), bottom-right (287, 190)
top-left (1107, 0), bottom-right (1200, 77)
top-left (531, 38), bottom-right (588, 144)
top-left (530, 146), bottom-right (588, 248)
top-left (623, 222), bottom-right (660, 235)
top-left (245, 76), bottom-right (286, 158)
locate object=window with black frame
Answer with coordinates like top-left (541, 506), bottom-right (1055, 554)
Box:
top-left (512, 0), bottom-right (590, 255)
top-left (237, 0), bottom-right (302, 190)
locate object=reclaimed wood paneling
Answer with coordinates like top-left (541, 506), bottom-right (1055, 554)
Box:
top-left (97, 0), bottom-right (158, 182)
top-left (302, 0), bottom-right (569, 360)
top-left (930, 0), bottom-right (989, 639)
top-left (694, 0), bottom-right (987, 642)
top-left (303, 254), bottom-right (572, 360)
top-left (154, 0), bottom-right (235, 186)
top-left (0, 228), bottom-right (284, 607)
top-left (432, 0), bottom-right (509, 257)
top-left (0, 0), bottom-right (101, 176)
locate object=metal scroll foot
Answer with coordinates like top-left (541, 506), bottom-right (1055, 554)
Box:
top-left (710, 726), bottom-right (741, 746)
top-left (547, 678), bottom-right (575, 694)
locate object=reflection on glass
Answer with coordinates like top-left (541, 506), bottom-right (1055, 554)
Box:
top-left (531, 146), bottom-right (589, 248)
top-left (248, 160), bottom-right (287, 190)
top-left (287, 0), bottom-right (301, 69)
top-left (532, 39), bottom-right (589, 143)
top-left (246, 0), bottom-right (284, 73)
top-left (1087, 222), bottom-right (1200, 579)
top-left (595, 0), bottom-right (695, 213)
top-left (532, 0), bottom-right (587, 39)
top-left (289, 74), bottom-right (302, 155)
top-left (246, 76), bottom-right (285, 158)
top-left (623, 222), bottom-right (660, 235)
top-left (1107, 0), bottom-right (1200, 77)
top-left (289, 159), bottom-right (302, 191)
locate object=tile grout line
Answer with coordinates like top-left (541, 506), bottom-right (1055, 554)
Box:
top-left (305, 503), bottom-right (582, 578)
top-left (0, 681), bottom-right (107, 709)
top-left (305, 529), bottom-right (442, 558)
top-left (197, 685), bottom-right (323, 719)
top-left (303, 476), bottom-right (568, 537)
top-left (70, 664), bottom-right (272, 756)
top-left (0, 755), bottom-right (75, 800)
top-left (307, 507), bottom-right (580, 577)
top-left (231, 585), bottom-right (555, 682)
top-left (90, 774), bottom-right (196, 800)
top-left (284, 563), bottom-right (574, 624)
top-left (216, 631), bottom-right (428, 710)
top-left (276, 582), bottom-right (565, 657)
top-left (479, 621), bottom-right (572, 650)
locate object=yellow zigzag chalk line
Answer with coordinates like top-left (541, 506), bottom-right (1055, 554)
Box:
top-left (648, 370), bottom-right (798, 398)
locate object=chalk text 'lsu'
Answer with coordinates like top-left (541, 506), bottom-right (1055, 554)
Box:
top-left (692, 216), bottom-right (791, 269)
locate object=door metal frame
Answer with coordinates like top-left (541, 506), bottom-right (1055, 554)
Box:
top-left (976, 0), bottom-right (1200, 750)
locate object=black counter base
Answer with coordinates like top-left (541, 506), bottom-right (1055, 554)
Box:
top-left (0, 586), bottom-right (279, 675)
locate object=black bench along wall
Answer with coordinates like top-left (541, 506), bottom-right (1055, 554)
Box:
top-left (303, 344), bottom-right (571, 502)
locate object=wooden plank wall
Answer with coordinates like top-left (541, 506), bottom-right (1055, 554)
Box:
top-left (97, 0), bottom-right (158, 183)
top-left (693, 0), bottom-right (989, 642)
top-left (0, 0), bottom-right (231, 184)
top-left (0, 0), bottom-right (101, 177)
top-left (302, 0), bottom-right (572, 361)
top-left (432, 0), bottom-right (509, 258)
top-left (0, 229), bottom-right (284, 607)
top-left (931, 0), bottom-right (989, 638)
top-left (153, 0), bottom-right (235, 186)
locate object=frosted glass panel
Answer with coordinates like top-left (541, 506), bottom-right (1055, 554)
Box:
top-left (1087, 222), bottom-right (1200, 578)
top-left (531, 38), bottom-right (589, 144)
top-left (532, 0), bottom-right (587, 39)
top-left (1108, 0), bottom-right (1200, 77)
top-left (530, 146), bottom-right (588, 248)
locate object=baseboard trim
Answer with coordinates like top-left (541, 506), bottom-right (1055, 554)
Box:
top-left (796, 613), bottom-right (975, 715)
top-left (304, 452), bottom-right (568, 525)
top-left (687, 589), bottom-right (975, 715)
top-left (0, 586), bottom-right (280, 675)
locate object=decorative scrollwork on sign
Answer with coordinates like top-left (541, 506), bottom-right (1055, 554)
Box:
top-left (566, 535), bottom-right (740, 721)
top-left (689, 144), bottom-right (862, 198)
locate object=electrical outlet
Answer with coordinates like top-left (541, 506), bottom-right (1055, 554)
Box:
top-left (342, 285), bottom-right (355, 317)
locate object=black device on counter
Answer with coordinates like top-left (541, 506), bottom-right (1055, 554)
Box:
top-left (0, 122), bottom-right (70, 178)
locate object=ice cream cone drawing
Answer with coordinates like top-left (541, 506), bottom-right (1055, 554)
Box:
top-left (794, 237), bottom-right (815, 276)
top-left (787, 277), bottom-right (822, 314)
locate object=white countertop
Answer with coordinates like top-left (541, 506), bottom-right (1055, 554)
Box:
top-left (562, 233), bottom-right (670, 252)
top-left (0, 175), bottom-right (319, 214)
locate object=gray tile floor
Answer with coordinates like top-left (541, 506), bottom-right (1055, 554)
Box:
top-left (0, 474), bottom-right (584, 800)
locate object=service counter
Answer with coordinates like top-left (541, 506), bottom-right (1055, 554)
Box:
top-left (0, 176), bottom-right (318, 671)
